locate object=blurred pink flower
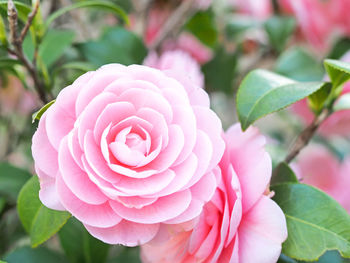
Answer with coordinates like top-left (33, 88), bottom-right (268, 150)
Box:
top-left (163, 33), bottom-right (213, 64)
top-left (293, 144), bottom-right (350, 213)
top-left (143, 50), bottom-right (204, 88)
top-left (279, 0), bottom-right (346, 51)
top-left (230, 0), bottom-right (273, 20)
top-left (141, 124), bottom-right (287, 263)
top-left (31, 64), bottom-right (225, 246)
top-left (0, 76), bottom-right (38, 115)
top-left (144, 7), bottom-right (172, 46)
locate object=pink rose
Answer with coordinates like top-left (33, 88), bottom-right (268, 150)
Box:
top-left (141, 124), bottom-right (287, 263)
top-left (32, 64), bottom-right (225, 246)
top-left (163, 32), bottom-right (213, 64)
top-left (292, 144), bottom-right (350, 213)
top-left (143, 50), bottom-right (204, 88)
top-left (230, 0), bottom-right (273, 20)
top-left (279, 0), bottom-right (345, 51)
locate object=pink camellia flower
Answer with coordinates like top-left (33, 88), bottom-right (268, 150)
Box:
top-left (293, 144), bottom-right (350, 213)
top-left (163, 33), bottom-right (213, 64)
top-left (230, 0), bottom-right (273, 20)
top-left (141, 124), bottom-right (288, 263)
top-left (279, 0), bottom-right (344, 51)
top-left (143, 50), bottom-right (204, 88)
top-left (32, 64), bottom-right (225, 246)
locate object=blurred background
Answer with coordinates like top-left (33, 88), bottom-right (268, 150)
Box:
top-left (1, 0), bottom-right (350, 262)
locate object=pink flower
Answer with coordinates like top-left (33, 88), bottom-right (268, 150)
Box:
top-left (292, 144), bottom-right (350, 213)
top-left (230, 0), bottom-right (273, 20)
top-left (144, 7), bottom-right (172, 46)
top-left (141, 124), bottom-right (287, 263)
top-left (31, 64), bottom-right (225, 246)
top-left (163, 33), bottom-right (213, 64)
top-left (143, 50), bottom-right (204, 88)
top-left (279, 0), bottom-right (345, 51)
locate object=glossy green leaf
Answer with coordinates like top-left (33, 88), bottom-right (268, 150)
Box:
top-left (275, 47), bottom-right (324, 81)
top-left (38, 30), bottom-right (75, 68)
top-left (45, 0), bottom-right (128, 29)
top-left (264, 16), bottom-right (295, 52)
top-left (185, 9), bottom-right (217, 48)
top-left (271, 162), bottom-right (298, 185)
top-left (0, 162), bottom-right (31, 201)
top-left (308, 82), bottom-right (332, 114)
top-left (0, 58), bottom-right (21, 69)
top-left (4, 246), bottom-right (67, 263)
top-left (236, 69), bottom-right (325, 130)
top-left (79, 27), bottom-right (147, 67)
top-left (324, 59), bottom-right (350, 88)
top-left (333, 93), bottom-right (350, 112)
top-left (272, 183), bottom-right (350, 261)
top-left (0, 15), bottom-right (6, 45)
top-left (59, 218), bottom-right (109, 263)
top-left (17, 177), bottom-right (71, 247)
top-left (32, 100), bottom-right (55, 122)
top-left (328, 38), bottom-right (350, 60)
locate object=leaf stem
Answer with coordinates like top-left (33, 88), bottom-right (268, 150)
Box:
top-left (285, 108), bottom-right (331, 163)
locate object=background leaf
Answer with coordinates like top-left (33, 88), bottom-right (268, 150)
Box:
top-left (333, 93), bottom-right (350, 112)
top-left (4, 246), bottom-right (67, 263)
top-left (272, 183), bottom-right (350, 261)
top-left (45, 0), bottom-right (128, 29)
top-left (275, 47), bottom-right (324, 81)
top-left (79, 27), bottom-right (147, 67)
top-left (32, 100), bottom-right (55, 123)
top-left (58, 218), bottom-right (110, 263)
top-left (38, 30), bottom-right (75, 68)
top-left (264, 16), bottom-right (295, 52)
top-left (236, 69), bottom-right (325, 130)
top-left (0, 163), bottom-right (31, 202)
top-left (17, 177), bottom-right (70, 247)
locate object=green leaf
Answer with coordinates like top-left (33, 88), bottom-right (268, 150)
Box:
top-left (0, 15), bottom-right (6, 45)
top-left (308, 82), bottom-right (332, 114)
top-left (328, 38), bottom-right (350, 60)
top-left (38, 30), bottom-right (75, 68)
top-left (275, 47), bottom-right (324, 81)
top-left (0, 58), bottom-right (21, 69)
top-left (202, 46), bottom-right (237, 94)
top-left (59, 218), bottom-right (110, 263)
top-left (45, 0), bottom-right (128, 29)
top-left (0, 197), bottom-right (5, 213)
top-left (185, 9), bottom-right (217, 48)
top-left (4, 246), bottom-right (67, 263)
top-left (264, 16), bottom-right (295, 52)
top-left (272, 183), bottom-right (350, 261)
top-left (333, 93), bottom-right (350, 112)
top-left (17, 177), bottom-right (71, 247)
top-left (0, 162), bottom-right (31, 201)
top-left (271, 162), bottom-right (298, 185)
top-left (32, 100), bottom-right (55, 122)
top-left (236, 69), bottom-right (326, 130)
top-left (225, 17), bottom-right (257, 40)
top-left (79, 27), bottom-right (147, 67)
top-left (324, 59), bottom-right (350, 89)
top-left (57, 61), bottom-right (96, 72)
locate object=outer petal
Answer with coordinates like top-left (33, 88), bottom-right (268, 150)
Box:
top-left (225, 124), bottom-right (272, 212)
top-left (85, 220), bottom-right (159, 246)
top-left (238, 196), bottom-right (287, 263)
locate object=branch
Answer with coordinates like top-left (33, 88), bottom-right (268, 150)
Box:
top-left (7, 0), bottom-right (49, 104)
top-left (150, 0), bottom-right (196, 52)
top-left (285, 108), bottom-right (331, 163)
top-left (19, 0), bottom-right (40, 43)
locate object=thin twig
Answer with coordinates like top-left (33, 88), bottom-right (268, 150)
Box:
top-left (285, 108), bottom-right (331, 163)
top-left (150, 0), bottom-right (196, 52)
top-left (7, 0), bottom-right (48, 104)
top-left (19, 0), bottom-right (40, 43)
